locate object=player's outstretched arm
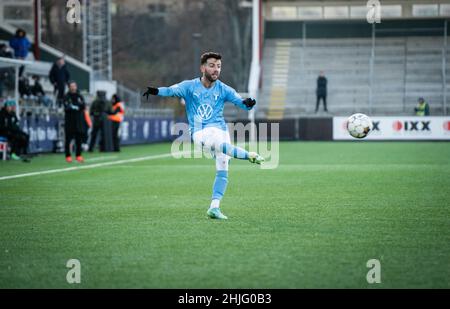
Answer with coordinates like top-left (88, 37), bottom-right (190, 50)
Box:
top-left (142, 81), bottom-right (189, 101)
top-left (142, 87), bottom-right (159, 100)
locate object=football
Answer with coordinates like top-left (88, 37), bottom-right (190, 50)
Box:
top-left (347, 113), bottom-right (373, 138)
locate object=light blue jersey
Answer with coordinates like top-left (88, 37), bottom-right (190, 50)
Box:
top-left (158, 78), bottom-right (252, 134)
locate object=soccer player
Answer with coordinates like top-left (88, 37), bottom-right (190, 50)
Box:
top-left (143, 52), bottom-right (264, 220)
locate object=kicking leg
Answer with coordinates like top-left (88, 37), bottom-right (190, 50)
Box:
top-left (220, 143), bottom-right (264, 164)
top-left (220, 142), bottom-right (248, 159)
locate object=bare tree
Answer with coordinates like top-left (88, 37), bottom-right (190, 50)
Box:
top-left (41, 0), bottom-right (83, 60)
top-left (41, 0), bottom-right (252, 103)
top-left (222, 0), bottom-right (252, 90)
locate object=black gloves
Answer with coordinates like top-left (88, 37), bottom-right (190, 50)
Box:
top-left (243, 98), bottom-right (256, 109)
top-left (142, 86), bottom-right (159, 100)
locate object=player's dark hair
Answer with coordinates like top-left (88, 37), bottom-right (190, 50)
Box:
top-left (200, 52), bottom-right (222, 65)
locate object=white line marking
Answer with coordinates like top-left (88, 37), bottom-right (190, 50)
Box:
top-left (0, 152), bottom-right (189, 181)
top-left (85, 155), bottom-right (118, 162)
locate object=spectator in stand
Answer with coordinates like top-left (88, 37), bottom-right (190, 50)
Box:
top-left (315, 71), bottom-right (328, 113)
top-left (9, 29), bottom-right (31, 60)
top-left (19, 77), bottom-right (32, 98)
top-left (414, 97), bottom-right (430, 116)
top-left (9, 29), bottom-right (31, 78)
top-left (49, 57), bottom-right (70, 107)
top-left (0, 43), bottom-right (14, 58)
top-left (31, 75), bottom-right (53, 107)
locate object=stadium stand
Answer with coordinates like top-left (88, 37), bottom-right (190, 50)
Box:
top-left (258, 36), bottom-right (450, 119)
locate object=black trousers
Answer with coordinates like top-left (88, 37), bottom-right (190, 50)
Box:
top-left (65, 130), bottom-right (83, 157)
top-left (55, 84), bottom-right (66, 107)
top-left (112, 121), bottom-right (120, 151)
top-left (88, 121), bottom-right (104, 151)
top-left (7, 130), bottom-right (29, 156)
top-left (316, 95), bottom-right (328, 112)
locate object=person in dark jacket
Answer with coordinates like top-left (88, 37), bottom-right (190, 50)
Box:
top-left (315, 71), bottom-right (328, 113)
top-left (88, 90), bottom-right (107, 152)
top-left (0, 43), bottom-right (14, 58)
top-left (31, 75), bottom-right (53, 107)
top-left (49, 57), bottom-right (70, 107)
top-left (9, 29), bottom-right (31, 60)
top-left (63, 81), bottom-right (86, 163)
top-left (18, 77), bottom-right (32, 98)
top-left (0, 100), bottom-right (30, 162)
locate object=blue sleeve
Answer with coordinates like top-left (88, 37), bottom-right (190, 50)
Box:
top-left (9, 38), bottom-right (17, 49)
top-left (158, 80), bottom-right (190, 98)
top-left (224, 85), bottom-right (251, 110)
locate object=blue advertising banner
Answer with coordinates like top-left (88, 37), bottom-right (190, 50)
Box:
top-left (19, 115), bottom-right (180, 153)
top-left (119, 118), bottom-right (176, 145)
top-left (21, 114), bottom-right (60, 153)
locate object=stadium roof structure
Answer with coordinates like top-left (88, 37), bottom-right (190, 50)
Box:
top-left (265, 0), bottom-right (449, 3)
top-left (264, 0), bottom-right (450, 20)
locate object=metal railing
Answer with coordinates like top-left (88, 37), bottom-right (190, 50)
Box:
top-left (115, 83), bottom-right (175, 117)
top-left (125, 108), bottom-right (174, 118)
top-left (18, 100), bottom-right (174, 118)
top-left (116, 83), bottom-right (142, 109)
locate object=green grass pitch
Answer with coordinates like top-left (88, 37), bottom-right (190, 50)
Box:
top-left (0, 141), bottom-right (449, 288)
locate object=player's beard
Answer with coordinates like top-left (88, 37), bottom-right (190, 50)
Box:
top-left (204, 71), bottom-right (219, 83)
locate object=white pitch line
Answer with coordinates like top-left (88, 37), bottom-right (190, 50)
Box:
top-left (0, 152), bottom-right (189, 181)
top-left (85, 155), bottom-right (118, 162)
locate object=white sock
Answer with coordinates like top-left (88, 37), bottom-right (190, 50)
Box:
top-left (210, 199), bottom-right (220, 209)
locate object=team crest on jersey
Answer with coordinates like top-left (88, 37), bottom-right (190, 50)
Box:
top-left (197, 104), bottom-right (213, 120)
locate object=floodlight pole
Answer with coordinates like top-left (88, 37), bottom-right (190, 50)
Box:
top-left (33, 0), bottom-right (41, 60)
top-left (248, 0), bottom-right (261, 142)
